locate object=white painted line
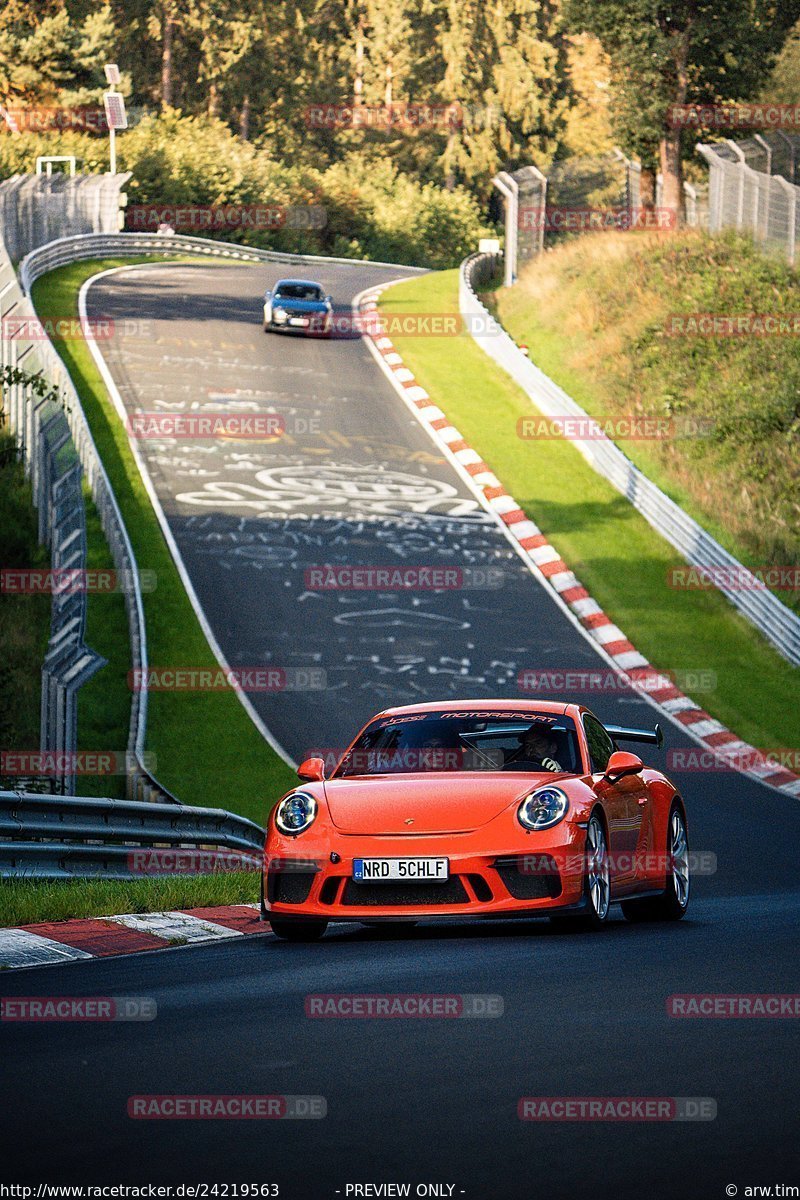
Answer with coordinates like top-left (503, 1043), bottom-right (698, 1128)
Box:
top-left (109, 911), bottom-right (242, 943)
top-left (0, 929), bottom-right (93, 969)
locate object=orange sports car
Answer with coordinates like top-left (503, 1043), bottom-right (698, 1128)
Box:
top-left (261, 699), bottom-right (690, 940)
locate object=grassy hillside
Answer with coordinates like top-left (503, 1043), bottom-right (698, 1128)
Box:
top-left (495, 229), bottom-right (800, 610)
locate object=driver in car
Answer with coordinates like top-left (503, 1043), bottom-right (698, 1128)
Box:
top-left (505, 727), bottom-right (563, 772)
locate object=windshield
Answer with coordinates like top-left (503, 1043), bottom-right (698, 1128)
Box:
top-left (274, 283), bottom-right (324, 301)
top-left (333, 710), bottom-right (582, 777)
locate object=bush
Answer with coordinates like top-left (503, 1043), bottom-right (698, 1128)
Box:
top-left (0, 112), bottom-right (492, 268)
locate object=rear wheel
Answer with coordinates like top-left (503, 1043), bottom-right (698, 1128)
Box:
top-left (550, 812), bottom-right (611, 931)
top-left (268, 916), bottom-right (328, 942)
top-left (622, 805), bottom-right (690, 923)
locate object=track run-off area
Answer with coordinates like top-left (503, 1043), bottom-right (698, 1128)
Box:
top-left (3, 259), bottom-right (799, 1198)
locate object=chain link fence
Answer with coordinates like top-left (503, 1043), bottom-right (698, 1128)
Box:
top-left (698, 133), bottom-right (799, 265)
top-left (493, 150), bottom-right (708, 283)
top-left (0, 172), bottom-right (130, 262)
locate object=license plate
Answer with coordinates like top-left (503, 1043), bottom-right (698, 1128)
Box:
top-left (353, 857), bottom-right (449, 883)
top-left (289, 316), bottom-right (310, 326)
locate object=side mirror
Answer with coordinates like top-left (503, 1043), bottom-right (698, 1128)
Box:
top-left (264, 290), bottom-right (272, 300)
top-left (325, 295), bottom-right (332, 304)
top-left (297, 756), bottom-right (325, 782)
top-left (604, 750), bottom-right (643, 784)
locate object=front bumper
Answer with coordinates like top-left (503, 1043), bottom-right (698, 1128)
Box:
top-left (266, 309), bottom-right (331, 334)
top-left (262, 827), bottom-right (587, 922)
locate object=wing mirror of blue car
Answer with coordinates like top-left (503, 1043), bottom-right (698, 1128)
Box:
top-left (264, 290), bottom-right (272, 300)
top-left (325, 295), bottom-right (332, 304)
top-left (604, 751), bottom-right (644, 784)
top-left (297, 756), bottom-right (325, 782)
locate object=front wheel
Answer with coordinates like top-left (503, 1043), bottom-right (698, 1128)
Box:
top-left (268, 916), bottom-right (328, 942)
top-left (550, 812), bottom-right (611, 931)
top-left (622, 805), bottom-right (690, 923)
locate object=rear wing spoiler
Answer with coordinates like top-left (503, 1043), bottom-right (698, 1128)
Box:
top-left (606, 723), bottom-right (664, 749)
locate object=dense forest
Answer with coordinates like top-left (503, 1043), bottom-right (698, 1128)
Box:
top-left (0, 1), bottom-right (798, 262)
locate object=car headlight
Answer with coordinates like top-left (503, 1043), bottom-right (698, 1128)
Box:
top-left (275, 791), bottom-right (317, 835)
top-left (517, 786), bottom-right (569, 831)
top-left (273, 307), bottom-right (288, 323)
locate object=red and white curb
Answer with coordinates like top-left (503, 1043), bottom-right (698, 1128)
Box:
top-left (0, 905), bottom-right (265, 971)
top-left (356, 285), bottom-right (800, 800)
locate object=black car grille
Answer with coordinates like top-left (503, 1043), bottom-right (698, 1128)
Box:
top-left (493, 856), bottom-right (562, 900)
top-left (341, 877), bottom-right (470, 907)
top-left (268, 870), bottom-right (317, 904)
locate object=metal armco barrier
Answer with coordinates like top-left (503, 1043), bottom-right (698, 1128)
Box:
top-left (0, 791), bottom-right (265, 879)
top-left (460, 252), bottom-right (800, 666)
top-left (19, 231), bottom-right (428, 293)
top-left (0, 230), bottom-right (174, 804)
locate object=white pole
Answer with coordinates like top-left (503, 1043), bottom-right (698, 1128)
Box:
top-left (109, 125), bottom-right (116, 175)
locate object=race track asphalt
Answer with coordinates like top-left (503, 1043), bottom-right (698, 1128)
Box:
top-left (2, 259), bottom-right (797, 1199)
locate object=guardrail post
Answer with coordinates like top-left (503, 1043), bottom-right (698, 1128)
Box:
top-left (775, 176), bottom-right (797, 266)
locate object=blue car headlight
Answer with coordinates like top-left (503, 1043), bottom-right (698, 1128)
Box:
top-left (517, 786), bottom-right (569, 831)
top-left (275, 792), bottom-right (318, 835)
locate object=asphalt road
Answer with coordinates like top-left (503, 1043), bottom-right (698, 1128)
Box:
top-left (2, 258), bottom-right (797, 1197)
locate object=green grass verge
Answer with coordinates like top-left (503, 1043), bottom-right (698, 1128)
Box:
top-left (31, 259), bottom-right (296, 823)
top-left (0, 872), bottom-right (258, 928)
top-left (0, 430), bottom-right (51, 771)
top-left (380, 269), bottom-right (799, 754)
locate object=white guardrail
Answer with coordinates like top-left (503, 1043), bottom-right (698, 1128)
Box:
top-left (461, 253), bottom-right (800, 667)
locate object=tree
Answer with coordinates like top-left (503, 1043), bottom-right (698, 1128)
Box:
top-left (565, 0), bottom-right (798, 218)
top-left (767, 14), bottom-right (800, 102)
top-left (439, 0), bottom-right (567, 196)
